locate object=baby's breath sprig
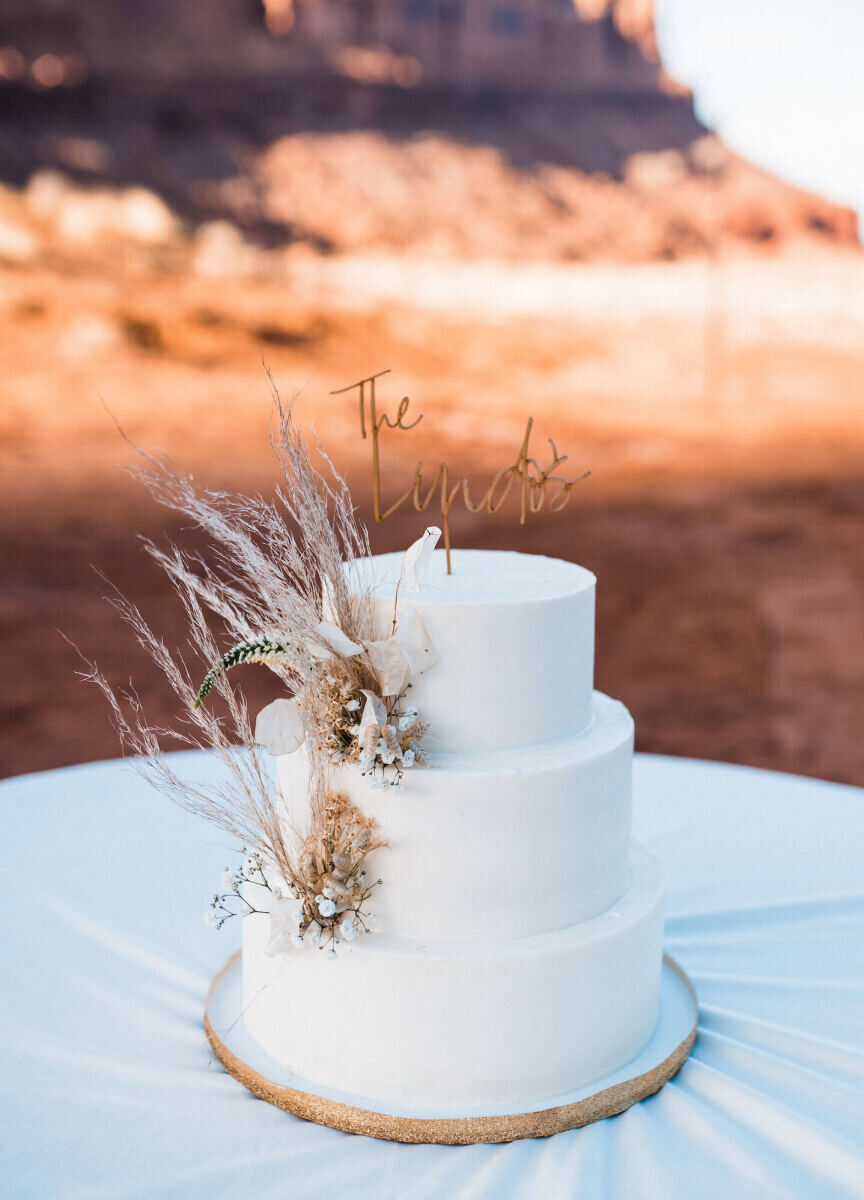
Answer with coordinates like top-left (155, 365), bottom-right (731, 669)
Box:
top-left (206, 847), bottom-right (275, 928)
top-left (194, 637), bottom-right (295, 708)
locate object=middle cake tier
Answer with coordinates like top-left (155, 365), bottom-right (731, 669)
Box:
top-left (276, 690), bottom-right (634, 941)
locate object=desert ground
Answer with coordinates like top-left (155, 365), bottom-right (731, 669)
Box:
top-left (3, 202), bottom-right (864, 784)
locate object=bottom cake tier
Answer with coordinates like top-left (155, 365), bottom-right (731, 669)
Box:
top-left (242, 843), bottom-right (665, 1111)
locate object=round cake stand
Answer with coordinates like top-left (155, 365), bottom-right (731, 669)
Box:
top-left (204, 952), bottom-right (697, 1145)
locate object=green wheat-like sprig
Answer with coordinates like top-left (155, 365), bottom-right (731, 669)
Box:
top-left (194, 637), bottom-right (293, 708)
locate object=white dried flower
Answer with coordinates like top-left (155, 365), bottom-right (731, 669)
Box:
top-left (305, 922), bottom-right (323, 949)
top-left (206, 910), bottom-right (219, 928)
top-left (399, 526), bottom-right (441, 594)
top-left (345, 698), bottom-right (361, 711)
top-left (364, 637), bottom-right (412, 697)
top-left (365, 912), bottom-right (378, 927)
top-left (317, 897), bottom-right (336, 918)
top-left (402, 748), bottom-right (416, 767)
top-left (254, 697), bottom-right (305, 757)
top-left (313, 619), bottom-right (364, 659)
top-left (221, 869), bottom-right (236, 892)
top-left (397, 714), bottom-right (417, 732)
top-left (339, 918), bottom-right (357, 941)
top-left (321, 885), bottom-right (336, 900)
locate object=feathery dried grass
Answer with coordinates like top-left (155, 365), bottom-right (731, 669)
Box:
top-left (86, 382), bottom-right (376, 884)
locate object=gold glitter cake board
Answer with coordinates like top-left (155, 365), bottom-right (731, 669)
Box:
top-left (205, 951), bottom-right (697, 1144)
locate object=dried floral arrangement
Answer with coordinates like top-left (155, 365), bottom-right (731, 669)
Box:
top-left (85, 387), bottom-right (440, 952)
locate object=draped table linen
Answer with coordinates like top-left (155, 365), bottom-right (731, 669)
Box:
top-left (1, 751), bottom-right (863, 1199)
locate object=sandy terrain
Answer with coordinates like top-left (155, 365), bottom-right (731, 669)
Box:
top-left (3, 230), bottom-right (864, 784)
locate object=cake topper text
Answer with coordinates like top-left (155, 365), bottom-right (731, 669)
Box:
top-left (333, 371), bottom-right (589, 573)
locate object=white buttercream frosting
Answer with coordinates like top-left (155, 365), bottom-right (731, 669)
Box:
top-left (242, 844), bottom-right (665, 1110)
top-left (345, 548), bottom-right (595, 753)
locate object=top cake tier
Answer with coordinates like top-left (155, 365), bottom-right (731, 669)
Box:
top-left (346, 548), bottom-right (595, 754)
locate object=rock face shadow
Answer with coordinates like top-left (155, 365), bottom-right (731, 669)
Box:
top-left (0, 0), bottom-right (704, 218)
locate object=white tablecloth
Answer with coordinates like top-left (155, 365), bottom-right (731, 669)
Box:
top-left (2, 751), bottom-right (863, 1199)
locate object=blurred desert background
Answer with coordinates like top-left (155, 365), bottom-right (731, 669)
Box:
top-left (2, 0), bottom-right (864, 783)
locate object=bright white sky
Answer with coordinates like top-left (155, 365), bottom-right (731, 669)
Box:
top-left (656, 0), bottom-right (864, 218)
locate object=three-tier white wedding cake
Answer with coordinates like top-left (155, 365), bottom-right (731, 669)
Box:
top-left (241, 547), bottom-right (666, 1113)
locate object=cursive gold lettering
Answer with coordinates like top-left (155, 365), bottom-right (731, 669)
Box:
top-left (332, 374), bottom-right (589, 573)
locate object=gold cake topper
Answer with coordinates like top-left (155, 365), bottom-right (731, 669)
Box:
top-left (333, 370), bottom-right (589, 573)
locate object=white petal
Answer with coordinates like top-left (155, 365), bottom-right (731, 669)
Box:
top-left (399, 526), bottom-right (441, 594)
top-left (254, 698), bottom-right (305, 757)
top-left (392, 607), bottom-right (437, 678)
top-left (359, 689), bottom-right (388, 729)
top-left (265, 911), bottom-right (299, 956)
top-left (302, 921), bottom-right (322, 948)
top-left (364, 638), bottom-right (411, 697)
top-left (264, 894), bottom-right (305, 955)
top-left (311, 620), bottom-right (364, 659)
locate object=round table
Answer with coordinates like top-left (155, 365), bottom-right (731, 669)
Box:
top-left (2, 752), bottom-right (863, 1199)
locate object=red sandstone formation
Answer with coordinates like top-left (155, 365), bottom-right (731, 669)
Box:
top-left (0, 0), bottom-right (857, 260)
